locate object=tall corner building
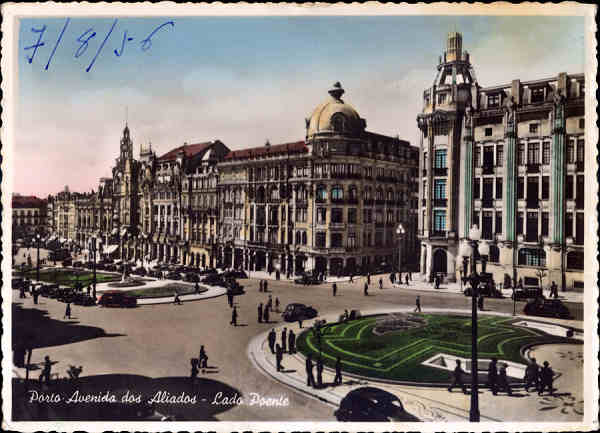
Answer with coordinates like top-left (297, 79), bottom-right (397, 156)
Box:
top-left (417, 32), bottom-right (585, 291)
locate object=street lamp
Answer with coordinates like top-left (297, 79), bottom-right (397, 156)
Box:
top-left (35, 232), bottom-right (41, 282)
top-left (458, 224), bottom-right (485, 422)
top-left (396, 223), bottom-right (406, 273)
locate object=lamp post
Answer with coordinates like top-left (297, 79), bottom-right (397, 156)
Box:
top-left (458, 224), bottom-right (489, 423)
top-left (35, 232), bottom-right (41, 282)
top-left (396, 223), bottom-right (406, 273)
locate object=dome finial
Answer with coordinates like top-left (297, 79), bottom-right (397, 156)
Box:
top-left (328, 82), bottom-right (345, 100)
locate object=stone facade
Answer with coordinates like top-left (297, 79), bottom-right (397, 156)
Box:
top-left (417, 32), bottom-right (585, 291)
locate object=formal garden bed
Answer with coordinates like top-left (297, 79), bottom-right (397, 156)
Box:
top-left (25, 268), bottom-right (119, 288)
top-left (124, 283), bottom-right (207, 299)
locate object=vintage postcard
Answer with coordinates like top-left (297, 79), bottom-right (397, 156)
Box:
top-left (2, 2), bottom-right (598, 432)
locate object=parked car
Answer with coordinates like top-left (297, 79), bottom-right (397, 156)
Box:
top-left (39, 283), bottom-right (59, 298)
top-left (294, 272), bottom-right (322, 285)
top-left (183, 272), bottom-right (200, 283)
top-left (463, 272), bottom-right (503, 298)
top-left (98, 291), bottom-right (137, 308)
top-left (524, 298), bottom-right (571, 319)
top-left (57, 288), bottom-right (78, 303)
top-left (148, 269), bottom-right (162, 278)
top-left (166, 271), bottom-right (182, 280)
top-left (202, 274), bottom-right (225, 286)
top-left (282, 303), bottom-right (318, 322)
top-left (12, 278), bottom-right (26, 290)
top-left (199, 268), bottom-right (218, 275)
top-left (512, 286), bottom-right (543, 300)
top-left (335, 387), bottom-right (419, 422)
top-left (222, 270), bottom-right (248, 279)
top-left (73, 292), bottom-right (96, 306)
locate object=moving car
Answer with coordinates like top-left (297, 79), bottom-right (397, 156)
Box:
top-left (523, 298), bottom-right (571, 319)
top-left (282, 303), bottom-right (318, 322)
top-left (98, 291), bottom-right (137, 308)
top-left (335, 387), bottom-right (419, 422)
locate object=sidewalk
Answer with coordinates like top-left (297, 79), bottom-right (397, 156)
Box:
top-left (248, 270), bottom-right (352, 283)
top-left (248, 307), bottom-right (584, 422)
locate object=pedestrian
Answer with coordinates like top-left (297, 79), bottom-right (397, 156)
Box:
top-left (259, 280), bottom-right (264, 292)
top-left (39, 355), bottom-right (52, 385)
top-left (498, 363), bottom-right (512, 395)
top-left (199, 345), bottom-right (208, 369)
top-left (288, 329), bottom-right (296, 354)
top-left (390, 273), bottom-right (395, 284)
top-left (33, 288), bottom-right (39, 305)
top-left (227, 292), bottom-right (233, 308)
top-left (435, 274), bottom-right (440, 289)
top-left (264, 280), bottom-right (269, 292)
top-left (334, 356), bottom-right (343, 386)
top-left (538, 361), bottom-right (554, 396)
top-left (264, 306), bottom-right (270, 323)
top-left (344, 309), bottom-right (349, 322)
top-left (298, 317), bottom-right (303, 328)
top-left (364, 282), bottom-right (369, 296)
top-left (230, 306), bottom-right (238, 326)
top-left (87, 284), bottom-right (91, 296)
top-left (305, 353), bottom-right (315, 387)
top-left (195, 281), bottom-right (200, 294)
top-left (281, 327), bottom-right (287, 353)
top-left (332, 282), bottom-right (337, 297)
top-left (275, 297), bottom-right (280, 312)
top-left (448, 359), bottom-right (467, 394)
top-left (367, 273), bottom-right (371, 285)
top-left (414, 296), bottom-right (421, 313)
top-left (316, 357), bottom-right (324, 388)
top-left (64, 302), bottom-right (71, 319)
top-left (267, 294), bottom-right (273, 311)
top-left (405, 273), bottom-right (409, 285)
top-left (524, 358), bottom-right (540, 393)
top-left (20, 286), bottom-right (25, 299)
top-left (550, 281), bottom-right (558, 298)
top-left (190, 358), bottom-right (199, 385)
top-left (487, 357), bottom-right (498, 395)
top-left (173, 292), bottom-right (182, 305)
top-left (258, 303), bottom-right (263, 323)
top-left (349, 272), bottom-right (353, 283)
top-left (409, 271), bottom-right (412, 281)
top-left (379, 278), bottom-right (383, 290)
top-left (275, 343), bottom-right (283, 372)
top-left (478, 294), bottom-right (484, 311)
top-left (268, 329), bottom-right (276, 354)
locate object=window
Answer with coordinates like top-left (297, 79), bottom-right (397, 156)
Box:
top-left (316, 185), bottom-right (327, 201)
top-left (317, 208), bottom-right (327, 224)
top-left (331, 185), bottom-right (344, 200)
top-left (496, 178), bottom-right (503, 199)
top-left (485, 127), bottom-right (493, 137)
top-left (375, 231), bottom-right (383, 246)
top-left (375, 210), bottom-right (383, 224)
top-left (347, 233), bottom-right (357, 249)
top-left (474, 146), bottom-right (481, 167)
top-left (529, 123), bottom-right (539, 134)
top-left (579, 118), bottom-right (585, 129)
top-left (517, 177), bottom-right (524, 199)
top-left (517, 143), bottom-right (525, 165)
top-left (517, 212), bottom-right (524, 234)
top-left (496, 145), bottom-right (504, 166)
top-left (331, 208), bottom-right (343, 224)
top-left (518, 248), bottom-right (546, 267)
top-left (567, 251), bottom-right (584, 270)
top-left (434, 149), bottom-right (447, 168)
top-left (566, 176), bottom-right (574, 199)
top-left (565, 212), bottom-right (573, 238)
top-left (531, 87), bottom-right (545, 103)
top-left (433, 210), bottom-right (446, 232)
top-left (331, 233), bottom-right (343, 248)
top-left (473, 178), bottom-right (480, 199)
top-left (528, 142), bottom-right (540, 164)
top-left (542, 176), bottom-right (549, 200)
top-left (567, 140), bottom-right (575, 163)
top-left (434, 179), bottom-right (446, 199)
top-left (577, 139), bottom-right (584, 162)
top-left (487, 93), bottom-right (500, 108)
top-left (363, 209), bottom-right (372, 223)
top-left (316, 232), bottom-right (326, 248)
top-left (495, 211), bottom-right (502, 234)
top-left (386, 209), bottom-right (394, 224)
top-left (526, 211), bottom-right (539, 242)
top-left (348, 208), bottom-right (357, 224)
top-left (438, 93), bottom-right (446, 104)
top-left (295, 207), bottom-right (307, 223)
top-left (542, 142), bottom-right (551, 165)
top-left (541, 212), bottom-right (549, 236)
top-left (482, 211), bottom-right (493, 239)
top-left (489, 245), bottom-right (500, 263)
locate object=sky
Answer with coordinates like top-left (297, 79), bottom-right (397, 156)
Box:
top-left (14, 15), bottom-right (586, 197)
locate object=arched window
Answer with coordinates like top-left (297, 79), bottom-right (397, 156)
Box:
top-left (257, 186), bottom-right (265, 203)
top-left (331, 113), bottom-right (347, 132)
top-left (332, 185), bottom-right (344, 200)
top-left (349, 185), bottom-right (357, 200)
top-left (316, 185), bottom-right (327, 201)
top-left (376, 188), bottom-right (384, 201)
top-left (518, 248), bottom-right (546, 267)
top-left (567, 251), bottom-right (584, 270)
top-left (489, 245), bottom-right (500, 263)
top-left (270, 187), bottom-right (279, 201)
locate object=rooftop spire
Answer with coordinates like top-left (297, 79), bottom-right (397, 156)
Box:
top-left (328, 81), bottom-right (345, 100)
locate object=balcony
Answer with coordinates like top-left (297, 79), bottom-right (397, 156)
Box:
top-left (433, 198), bottom-right (447, 207)
top-left (315, 197), bottom-right (327, 204)
top-left (430, 230), bottom-right (447, 238)
top-left (433, 167), bottom-right (448, 176)
top-left (331, 198), bottom-right (345, 205)
top-left (482, 165), bottom-right (495, 175)
top-left (526, 164), bottom-right (540, 174)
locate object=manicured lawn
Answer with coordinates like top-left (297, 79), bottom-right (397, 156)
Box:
top-left (124, 283), bottom-right (207, 299)
top-left (296, 313), bottom-right (580, 383)
top-left (26, 269), bottom-right (119, 288)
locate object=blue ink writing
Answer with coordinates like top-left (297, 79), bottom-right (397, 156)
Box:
top-left (45, 18), bottom-right (70, 71)
top-left (75, 28), bottom-right (97, 58)
top-left (24, 25), bottom-right (47, 64)
top-left (140, 21), bottom-right (174, 51)
top-left (114, 30), bottom-right (133, 57)
top-left (86, 18), bottom-right (118, 72)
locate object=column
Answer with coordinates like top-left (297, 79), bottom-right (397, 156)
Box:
top-left (446, 248), bottom-right (456, 282)
top-left (424, 244), bottom-right (433, 281)
top-left (420, 245), bottom-right (427, 275)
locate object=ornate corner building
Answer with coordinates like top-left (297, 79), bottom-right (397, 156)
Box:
top-left (418, 32), bottom-right (585, 291)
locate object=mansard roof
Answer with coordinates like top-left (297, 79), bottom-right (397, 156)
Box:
top-left (224, 141), bottom-right (307, 161)
top-left (157, 141), bottom-right (215, 162)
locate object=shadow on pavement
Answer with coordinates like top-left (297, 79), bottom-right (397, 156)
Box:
top-left (13, 374), bottom-right (242, 421)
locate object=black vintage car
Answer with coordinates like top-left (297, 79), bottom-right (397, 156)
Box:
top-left (512, 286), bottom-right (543, 300)
top-left (73, 292), bottom-right (96, 306)
top-left (463, 272), bottom-right (503, 298)
top-left (335, 387), bottom-right (419, 422)
top-left (183, 272), bottom-right (200, 283)
top-left (57, 288), bottom-right (78, 303)
top-left (202, 274), bottom-right (225, 286)
top-left (524, 298), bottom-right (571, 319)
top-left (166, 271), bottom-right (182, 280)
top-left (294, 272), bottom-right (322, 285)
top-left (282, 303), bottom-right (318, 322)
top-left (222, 270), bottom-right (248, 279)
top-left (225, 278), bottom-right (244, 295)
top-left (39, 283), bottom-right (60, 298)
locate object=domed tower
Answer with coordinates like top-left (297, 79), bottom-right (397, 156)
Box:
top-left (416, 32), bottom-right (479, 283)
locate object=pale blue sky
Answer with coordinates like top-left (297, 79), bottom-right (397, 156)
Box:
top-left (16, 15), bottom-right (585, 196)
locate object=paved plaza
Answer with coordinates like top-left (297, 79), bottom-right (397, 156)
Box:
top-left (12, 272), bottom-right (584, 422)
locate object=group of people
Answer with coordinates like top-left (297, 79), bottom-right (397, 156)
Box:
top-left (390, 271), bottom-right (412, 286)
top-left (268, 327), bottom-right (297, 372)
top-left (257, 294), bottom-right (280, 323)
top-left (447, 357), bottom-right (556, 396)
top-left (305, 353), bottom-right (343, 388)
top-left (190, 345), bottom-right (210, 384)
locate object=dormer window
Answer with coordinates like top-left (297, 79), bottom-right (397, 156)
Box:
top-left (531, 87), bottom-right (545, 103)
top-left (331, 113), bottom-right (347, 132)
top-left (487, 93), bottom-right (500, 108)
